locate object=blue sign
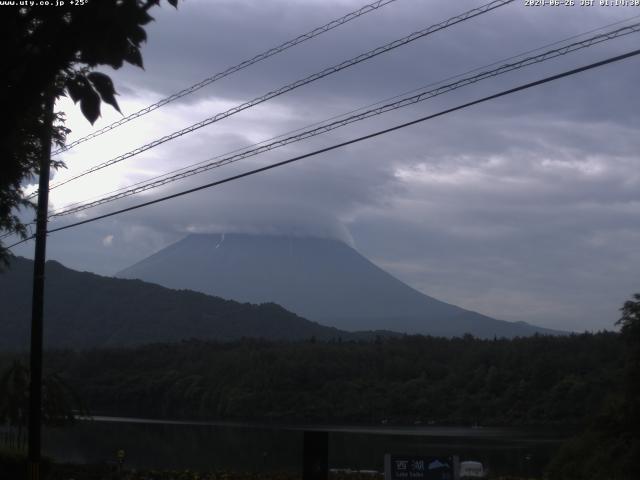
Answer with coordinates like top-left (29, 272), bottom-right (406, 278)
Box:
top-left (384, 454), bottom-right (458, 480)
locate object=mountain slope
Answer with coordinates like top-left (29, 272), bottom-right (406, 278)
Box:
top-left (0, 256), bottom-right (350, 350)
top-left (117, 233), bottom-right (559, 338)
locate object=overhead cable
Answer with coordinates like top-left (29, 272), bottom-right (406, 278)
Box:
top-left (49, 13), bottom-right (640, 216)
top-left (48, 22), bottom-right (640, 218)
top-left (38, 0), bottom-right (514, 196)
top-left (5, 46), bottom-right (636, 251)
top-left (51, 0), bottom-right (402, 157)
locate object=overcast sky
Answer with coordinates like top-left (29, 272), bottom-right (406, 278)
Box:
top-left (10, 0), bottom-right (640, 332)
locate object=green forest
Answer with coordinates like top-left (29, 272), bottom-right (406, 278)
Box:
top-left (1, 332), bottom-right (623, 427)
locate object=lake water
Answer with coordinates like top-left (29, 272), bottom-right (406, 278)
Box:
top-left (43, 416), bottom-right (568, 477)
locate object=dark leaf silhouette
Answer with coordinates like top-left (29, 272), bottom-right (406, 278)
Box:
top-left (124, 44), bottom-right (144, 69)
top-left (79, 86), bottom-right (101, 125)
top-left (65, 78), bottom-right (85, 104)
top-left (88, 71), bottom-right (121, 113)
top-left (137, 9), bottom-right (154, 26)
top-left (130, 25), bottom-right (148, 44)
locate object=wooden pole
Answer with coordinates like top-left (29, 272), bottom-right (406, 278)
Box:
top-left (303, 430), bottom-right (328, 480)
top-left (27, 92), bottom-right (54, 480)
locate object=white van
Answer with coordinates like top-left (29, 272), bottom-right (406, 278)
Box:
top-left (459, 460), bottom-right (485, 478)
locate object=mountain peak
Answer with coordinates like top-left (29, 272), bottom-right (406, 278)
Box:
top-left (118, 233), bottom-right (559, 338)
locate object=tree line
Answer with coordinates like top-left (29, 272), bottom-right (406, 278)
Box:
top-left (3, 332), bottom-right (623, 427)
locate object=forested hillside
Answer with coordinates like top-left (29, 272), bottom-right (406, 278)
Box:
top-left (33, 332), bottom-right (623, 426)
top-left (0, 257), bottom-right (352, 349)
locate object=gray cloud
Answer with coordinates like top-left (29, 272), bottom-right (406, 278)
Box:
top-left (10, 0), bottom-right (640, 332)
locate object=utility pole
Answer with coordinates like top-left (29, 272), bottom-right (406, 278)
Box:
top-left (303, 430), bottom-right (328, 480)
top-left (27, 92), bottom-right (54, 480)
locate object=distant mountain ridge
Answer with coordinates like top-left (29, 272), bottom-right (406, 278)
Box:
top-left (117, 233), bottom-right (560, 338)
top-left (0, 256), bottom-right (354, 350)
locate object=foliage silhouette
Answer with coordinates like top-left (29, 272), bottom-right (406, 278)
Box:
top-left (0, 0), bottom-right (180, 264)
top-left (547, 293), bottom-right (640, 480)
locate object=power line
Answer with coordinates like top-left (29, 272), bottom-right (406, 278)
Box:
top-left (48, 22), bottom-right (640, 219)
top-left (38, 0), bottom-right (514, 196)
top-left (50, 0), bottom-right (401, 157)
top-left (48, 13), bottom-right (640, 217)
top-left (7, 47), bottom-right (637, 250)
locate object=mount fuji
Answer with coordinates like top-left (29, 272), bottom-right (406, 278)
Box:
top-left (117, 233), bottom-right (559, 338)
